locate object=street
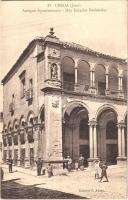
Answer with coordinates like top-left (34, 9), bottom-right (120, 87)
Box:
top-left (1, 165), bottom-right (127, 199)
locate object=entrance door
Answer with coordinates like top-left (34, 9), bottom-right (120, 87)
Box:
top-left (79, 145), bottom-right (89, 167)
top-left (106, 144), bottom-right (117, 164)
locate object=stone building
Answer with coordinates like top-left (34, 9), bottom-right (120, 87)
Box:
top-left (1, 28), bottom-right (127, 168)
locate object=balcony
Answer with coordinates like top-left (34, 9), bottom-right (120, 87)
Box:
top-left (26, 88), bottom-right (33, 101)
top-left (63, 81), bottom-right (89, 93)
top-left (62, 81), bottom-right (125, 101)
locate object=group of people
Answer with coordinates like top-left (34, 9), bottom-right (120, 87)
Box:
top-left (3, 155), bottom-right (109, 182)
top-left (64, 154), bottom-right (85, 172)
top-left (94, 160), bottom-right (109, 182)
top-left (36, 158), bottom-right (53, 178)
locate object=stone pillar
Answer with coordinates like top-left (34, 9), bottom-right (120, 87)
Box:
top-left (17, 132), bottom-right (21, 166)
top-left (6, 135), bottom-right (9, 160)
top-left (89, 62), bottom-right (97, 95)
top-left (93, 124), bottom-right (98, 158)
top-left (92, 70), bottom-right (95, 87)
top-left (34, 125), bottom-right (39, 162)
top-left (118, 73), bottom-right (124, 98)
top-left (75, 67), bottom-right (78, 85)
top-left (105, 72), bottom-right (110, 95)
top-left (74, 60), bottom-right (79, 91)
top-left (12, 134), bottom-right (14, 161)
top-left (117, 122), bottom-right (126, 165)
top-left (25, 130), bottom-right (30, 168)
top-left (88, 120), bottom-right (98, 167)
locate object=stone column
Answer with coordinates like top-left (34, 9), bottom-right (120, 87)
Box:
top-left (121, 125), bottom-right (125, 157)
top-left (74, 60), bottom-right (78, 91)
top-left (88, 120), bottom-right (98, 167)
top-left (89, 62), bottom-right (97, 95)
top-left (93, 124), bottom-right (98, 158)
top-left (17, 132), bottom-right (21, 166)
top-left (117, 122), bottom-right (126, 165)
top-left (34, 125), bottom-right (39, 162)
top-left (89, 123), bottom-right (93, 158)
top-left (105, 72), bottom-right (110, 95)
top-left (12, 134), bottom-right (14, 161)
top-left (92, 70), bottom-right (95, 87)
top-left (75, 67), bottom-right (78, 85)
top-left (118, 73), bottom-right (124, 98)
top-left (6, 135), bottom-right (9, 160)
top-left (25, 129), bottom-right (30, 168)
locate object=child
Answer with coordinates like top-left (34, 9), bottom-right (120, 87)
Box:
top-left (75, 160), bottom-right (78, 171)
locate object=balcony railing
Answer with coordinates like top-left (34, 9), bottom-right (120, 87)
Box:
top-left (26, 88), bottom-right (33, 101)
top-left (63, 81), bottom-right (89, 93)
top-left (62, 81), bottom-right (123, 99)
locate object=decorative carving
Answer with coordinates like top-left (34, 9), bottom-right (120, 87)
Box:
top-left (52, 96), bottom-right (59, 108)
top-left (45, 79), bottom-right (61, 88)
top-left (51, 63), bottom-right (58, 79)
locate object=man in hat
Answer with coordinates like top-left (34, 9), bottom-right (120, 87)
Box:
top-left (36, 158), bottom-right (43, 176)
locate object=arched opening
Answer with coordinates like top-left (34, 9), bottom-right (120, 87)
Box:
top-left (95, 64), bottom-right (106, 95)
top-left (63, 103), bottom-right (89, 166)
top-left (61, 57), bottom-right (75, 91)
top-left (77, 60), bottom-right (90, 92)
top-left (109, 67), bottom-right (118, 95)
top-left (97, 108), bottom-right (118, 164)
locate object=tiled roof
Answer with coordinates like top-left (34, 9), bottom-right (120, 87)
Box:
top-left (1, 36), bottom-right (127, 84)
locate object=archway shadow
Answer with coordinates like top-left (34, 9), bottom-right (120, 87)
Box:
top-left (1, 178), bottom-right (89, 199)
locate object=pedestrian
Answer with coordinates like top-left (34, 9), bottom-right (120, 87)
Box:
top-left (74, 160), bottom-right (79, 171)
top-left (47, 163), bottom-right (53, 178)
top-left (94, 160), bottom-right (100, 179)
top-left (8, 158), bottom-right (13, 173)
top-left (66, 155), bottom-right (72, 172)
top-left (78, 154), bottom-right (84, 170)
top-left (99, 162), bottom-right (109, 182)
top-left (36, 158), bottom-right (43, 176)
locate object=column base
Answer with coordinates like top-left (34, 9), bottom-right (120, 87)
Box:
top-left (116, 157), bottom-right (127, 166)
top-left (25, 159), bottom-right (30, 168)
top-left (17, 160), bottom-right (21, 167)
top-left (87, 157), bottom-right (99, 167)
top-left (118, 91), bottom-right (124, 99)
top-left (89, 87), bottom-right (97, 95)
top-left (74, 84), bottom-right (79, 92)
top-left (105, 89), bottom-right (110, 96)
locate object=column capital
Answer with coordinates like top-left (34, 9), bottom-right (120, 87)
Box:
top-left (89, 62), bottom-right (96, 71)
top-left (117, 121), bottom-right (126, 128)
top-left (88, 120), bottom-right (97, 127)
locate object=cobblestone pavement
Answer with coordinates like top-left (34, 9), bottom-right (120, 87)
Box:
top-left (1, 165), bottom-right (127, 199)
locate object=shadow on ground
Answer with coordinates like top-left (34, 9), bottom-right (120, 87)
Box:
top-left (1, 179), bottom-right (89, 199)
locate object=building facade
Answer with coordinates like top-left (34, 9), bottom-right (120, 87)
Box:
top-left (1, 29), bottom-right (127, 168)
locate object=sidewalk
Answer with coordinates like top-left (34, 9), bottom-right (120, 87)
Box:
top-left (1, 165), bottom-right (127, 199)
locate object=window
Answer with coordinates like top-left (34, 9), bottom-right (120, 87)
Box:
top-left (19, 71), bottom-right (26, 98)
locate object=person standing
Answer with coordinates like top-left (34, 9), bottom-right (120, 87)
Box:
top-left (75, 160), bottom-right (79, 171)
top-left (99, 162), bottom-right (109, 182)
top-left (8, 158), bottom-right (13, 173)
top-left (78, 154), bottom-right (84, 170)
top-left (94, 160), bottom-right (100, 179)
top-left (36, 158), bottom-right (43, 176)
top-left (47, 163), bottom-right (53, 178)
top-left (66, 155), bottom-right (72, 172)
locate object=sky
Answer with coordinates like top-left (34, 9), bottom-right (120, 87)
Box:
top-left (0, 0), bottom-right (127, 110)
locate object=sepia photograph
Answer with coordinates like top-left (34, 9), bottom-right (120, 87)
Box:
top-left (0, 0), bottom-right (127, 199)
